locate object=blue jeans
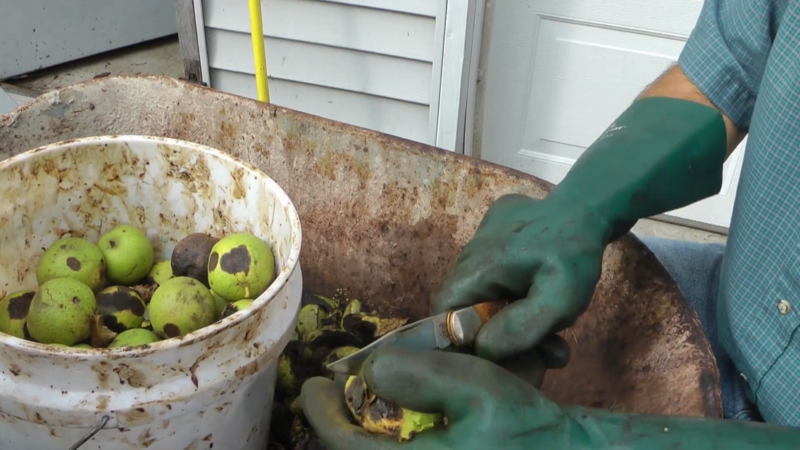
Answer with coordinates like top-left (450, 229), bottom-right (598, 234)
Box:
top-left (639, 236), bottom-right (763, 421)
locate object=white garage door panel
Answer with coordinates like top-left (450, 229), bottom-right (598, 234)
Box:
top-left (489, 0), bottom-right (704, 36)
top-left (523, 17), bottom-right (685, 161)
top-left (482, 0), bottom-right (744, 231)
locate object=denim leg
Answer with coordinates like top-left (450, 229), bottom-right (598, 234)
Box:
top-left (637, 236), bottom-right (762, 421)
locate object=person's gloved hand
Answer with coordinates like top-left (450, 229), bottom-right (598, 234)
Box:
top-left (300, 346), bottom-right (573, 450)
top-left (431, 96), bottom-right (731, 367)
top-left (431, 193), bottom-right (607, 364)
top-left (301, 347), bottom-right (800, 450)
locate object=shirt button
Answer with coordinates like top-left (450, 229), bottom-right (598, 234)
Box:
top-left (778, 300), bottom-right (791, 315)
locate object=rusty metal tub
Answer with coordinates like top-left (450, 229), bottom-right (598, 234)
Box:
top-left (0, 75), bottom-right (722, 420)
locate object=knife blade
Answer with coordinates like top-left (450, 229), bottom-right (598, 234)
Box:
top-left (325, 299), bottom-right (510, 375)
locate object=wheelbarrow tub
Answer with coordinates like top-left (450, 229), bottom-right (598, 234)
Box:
top-left (0, 75), bottom-right (722, 418)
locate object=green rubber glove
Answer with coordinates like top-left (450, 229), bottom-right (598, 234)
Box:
top-left (301, 347), bottom-right (800, 449)
top-left (431, 97), bottom-right (728, 363)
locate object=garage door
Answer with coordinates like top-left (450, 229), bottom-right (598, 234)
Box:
top-left (479, 0), bottom-right (745, 232)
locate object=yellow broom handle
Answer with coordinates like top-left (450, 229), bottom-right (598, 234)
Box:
top-left (249, 0), bottom-right (270, 103)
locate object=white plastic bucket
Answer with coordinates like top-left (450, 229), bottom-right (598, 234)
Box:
top-left (0, 136), bottom-right (303, 449)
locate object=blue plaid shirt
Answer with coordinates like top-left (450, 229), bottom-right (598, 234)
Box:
top-left (679, 0), bottom-right (800, 426)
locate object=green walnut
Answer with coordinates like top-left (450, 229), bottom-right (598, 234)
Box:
top-left (149, 277), bottom-right (217, 339)
top-left (211, 290), bottom-right (230, 318)
top-left (277, 354), bottom-right (300, 397)
top-left (0, 290), bottom-right (36, 339)
top-left (26, 278), bottom-right (97, 346)
top-left (98, 224), bottom-right (155, 285)
top-left (220, 299), bottom-right (253, 319)
top-left (207, 233), bottom-right (275, 301)
top-left (343, 299), bottom-right (362, 316)
top-left (36, 237), bottom-right (105, 292)
top-left (96, 286), bottom-right (146, 333)
top-left (288, 396), bottom-right (303, 416)
top-left (296, 304), bottom-right (328, 337)
top-left (143, 259), bottom-right (173, 286)
top-left (108, 328), bottom-right (160, 348)
top-left (310, 294), bottom-right (339, 313)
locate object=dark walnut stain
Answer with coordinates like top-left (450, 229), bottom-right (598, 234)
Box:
top-left (367, 399), bottom-right (402, 435)
top-left (7, 292), bottom-right (34, 320)
top-left (208, 252), bottom-right (219, 272)
top-left (98, 287), bottom-right (145, 315)
top-left (22, 323), bottom-right (34, 341)
top-left (108, 239), bottom-right (117, 249)
top-left (163, 323), bottom-right (181, 338)
top-left (72, 296), bottom-right (80, 305)
top-left (104, 315), bottom-right (125, 333)
top-left (219, 245), bottom-right (251, 275)
top-left (97, 287), bottom-right (145, 333)
top-left (66, 257), bottom-right (82, 271)
top-left (345, 376), bottom-right (403, 436)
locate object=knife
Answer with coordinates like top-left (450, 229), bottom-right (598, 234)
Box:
top-left (325, 299), bottom-right (511, 375)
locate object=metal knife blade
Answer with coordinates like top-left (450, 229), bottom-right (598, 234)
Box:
top-left (325, 311), bottom-right (453, 375)
top-left (325, 299), bottom-right (511, 375)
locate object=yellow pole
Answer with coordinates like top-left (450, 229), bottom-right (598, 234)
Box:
top-left (248, 0), bottom-right (270, 103)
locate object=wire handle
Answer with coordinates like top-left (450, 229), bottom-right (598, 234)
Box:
top-left (68, 415), bottom-right (110, 450)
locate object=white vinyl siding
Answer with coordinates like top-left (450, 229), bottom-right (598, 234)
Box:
top-left (200, 0), bottom-right (447, 145)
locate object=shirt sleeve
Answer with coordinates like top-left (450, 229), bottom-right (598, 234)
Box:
top-left (678, 0), bottom-right (777, 130)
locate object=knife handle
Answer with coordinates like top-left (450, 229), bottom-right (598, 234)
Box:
top-left (447, 299), bottom-right (512, 347)
top-left (473, 299), bottom-right (512, 323)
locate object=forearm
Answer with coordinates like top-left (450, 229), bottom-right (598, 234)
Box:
top-left (546, 66), bottom-right (732, 242)
top-left (638, 64), bottom-right (747, 158)
top-left (546, 93), bottom-right (728, 242)
top-left (564, 406), bottom-right (800, 449)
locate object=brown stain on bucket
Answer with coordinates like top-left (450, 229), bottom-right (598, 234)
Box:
top-left (92, 361), bottom-right (113, 389)
top-left (96, 395), bottom-right (110, 410)
top-left (234, 360), bottom-right (259, 380)
top-left (137, 427), bottom-right (155, 447)
top-left (8, 363), bottom-right (22, 377)
top-left (113, 363), bottom-right (149, 388)
top-left (231, 168), bottom-right (246, 200)
top-left (121, 407), bottom-right (151, 427)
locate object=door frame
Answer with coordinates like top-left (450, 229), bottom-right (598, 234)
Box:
top-left (435, 0), bottom-right (485, 153)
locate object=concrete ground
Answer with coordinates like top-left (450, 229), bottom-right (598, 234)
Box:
top-left (632, 218), bottom-right (727, 244)
top-left (0, 35), bottom-right (729, 245)
top-left (2, 36), bottom-right (183, 96)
